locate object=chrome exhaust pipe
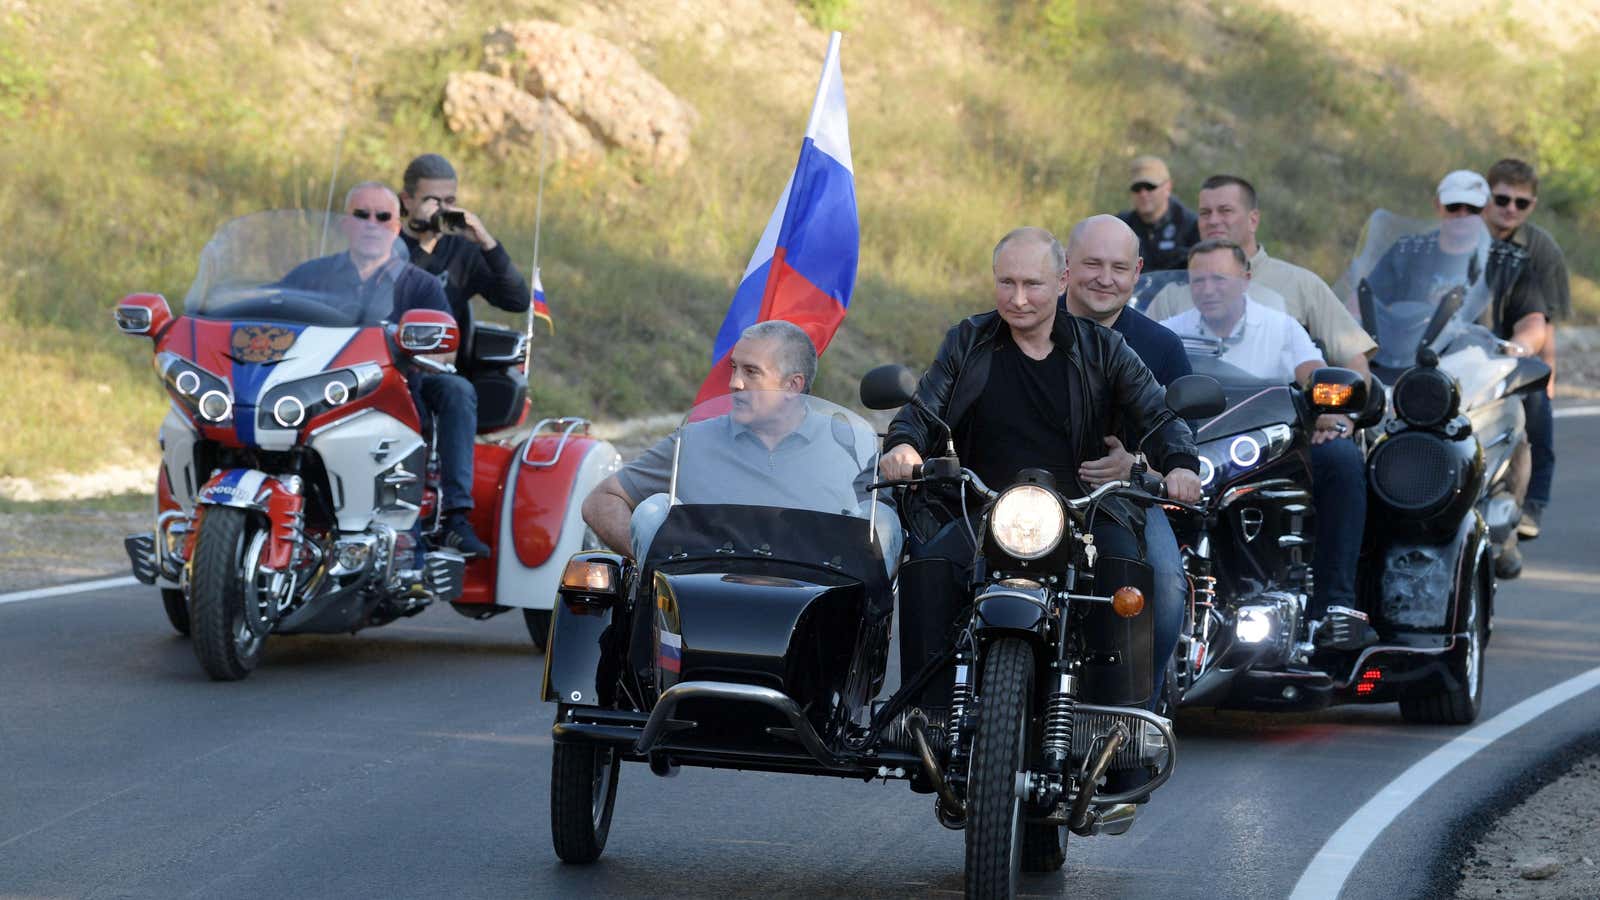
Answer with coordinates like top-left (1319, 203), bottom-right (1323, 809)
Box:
top-left (1068, 723), bottom-right (1128, 834)
top-left (908, 710), bottom-right (964, 821)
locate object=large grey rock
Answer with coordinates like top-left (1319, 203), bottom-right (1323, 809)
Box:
top-left (479, 20), bottom-right (697, 172)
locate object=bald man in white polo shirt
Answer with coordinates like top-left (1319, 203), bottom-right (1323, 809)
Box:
top-left (1163, 238), bottom-right (1371, 644)
top-left (1162, 239), bottom-right (1326, 384)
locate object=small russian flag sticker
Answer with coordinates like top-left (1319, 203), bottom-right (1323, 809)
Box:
top-left (658, 628), bottom-right (683, 674)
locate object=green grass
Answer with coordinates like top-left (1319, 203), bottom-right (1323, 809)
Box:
top-left (0, 492), bottom-right (152, 516)
top-left (3, 0), bottom-right (1599, 478)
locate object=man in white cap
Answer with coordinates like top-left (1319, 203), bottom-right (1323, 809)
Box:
top-left (1115, 154), bottom-right (1199, 271)
top-left (1363, 170), bottom-right (1545, 578)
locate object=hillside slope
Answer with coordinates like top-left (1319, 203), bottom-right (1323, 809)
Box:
top-left (3, 0), bottom-right (1598, 479)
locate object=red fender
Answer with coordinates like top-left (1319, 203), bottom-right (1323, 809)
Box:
top-left (455, 442), bottom-right (518, 606)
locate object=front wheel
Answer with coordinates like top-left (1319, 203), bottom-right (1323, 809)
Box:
top-left (964, 638), bottom-right (1036, 898)
top-left (524, 608), bottom-right (552, 652)
top-left (189, 507), bottom-right (269, 681)
top-left (550, 740), bottom-right (620, 863)
top-left (1400, 566), bottom-right (1487, 725)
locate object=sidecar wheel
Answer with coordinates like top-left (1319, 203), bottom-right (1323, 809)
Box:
top-left (1400, 566), bottom-right (1487, 725)
top-left (964, 638), bottom-right (1035, 898)
top-left (524, 609), bottom-right (552, 653)
top-left (551, 741), bottom-right (620, 863)
top-left (161, 588), bottom-right (191, 636)
top-left (189, 507), bottom-right (269, 681)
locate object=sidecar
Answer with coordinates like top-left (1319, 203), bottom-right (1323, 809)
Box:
top-left (539, 393), bottom-right (914, 862)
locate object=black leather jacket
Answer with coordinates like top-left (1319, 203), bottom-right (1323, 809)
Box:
top-left (885, 310), bottom-right (1200, 501)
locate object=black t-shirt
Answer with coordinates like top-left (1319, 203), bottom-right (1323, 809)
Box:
top-left (957, 329), bottom-right (1077, 491)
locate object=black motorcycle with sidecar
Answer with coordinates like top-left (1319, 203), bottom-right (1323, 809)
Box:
top-left (540, 374), bottom-right (1224, 898)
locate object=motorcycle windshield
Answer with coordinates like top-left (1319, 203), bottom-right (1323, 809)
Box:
top-left (1336, 209), bottom-right (1494, 371)
top-left (182, 210), bottom-right (411, 327)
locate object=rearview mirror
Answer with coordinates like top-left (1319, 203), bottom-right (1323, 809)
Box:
top-left (395, 309), bottom-right (460, 354)
top-left (1306, 367), bottom-right (1369, 416)
top-left (114, 293), bottom-right (173, 338)
top-left (1417, 285), bottom-right (1464, 353)
top-left (860, 364), bottom-right (918, 410)
top-left (1165, 374), bottom-right (1226, 420)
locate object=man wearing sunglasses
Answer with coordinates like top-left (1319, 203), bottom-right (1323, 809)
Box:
top-left (1364, 169), bottom-right (1544, 577)
top-left (281, 181), bottom-right (491, 558)
top-left (398, 154), bottom-right (530, 371)
top-left (1482, 158), bottom-right (1568, 541)
top-left (1114, 155), bottom-right (1200, 271)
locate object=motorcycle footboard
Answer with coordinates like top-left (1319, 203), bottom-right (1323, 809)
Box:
top-left (124, 533), bottom-right (159, 585)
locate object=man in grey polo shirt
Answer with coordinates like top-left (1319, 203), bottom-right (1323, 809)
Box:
top-left (581, 320), bottom-right (899, 566)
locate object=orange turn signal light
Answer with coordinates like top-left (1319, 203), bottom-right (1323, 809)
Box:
top-left (561, 558), bottom-right (616, 593)
top-left (1312, 382), bottom-right (1354, 408)
top-left (1112, 586), bottom-right (1145, 618)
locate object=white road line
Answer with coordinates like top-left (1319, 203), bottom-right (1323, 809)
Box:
top-left (1554, 405), bottom-right (1600, 419)
top-left (0, 576), bottom-right (141, 606)
top-left (1289, 665), bottom-right (1600, 899)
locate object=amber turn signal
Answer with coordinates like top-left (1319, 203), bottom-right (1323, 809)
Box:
top-left (1311, 382), bottom-right (1354, 408)
top-left (1112, 586), bottom-right (1145, 618)
top-left (561, 558), bottom-right (616, 593)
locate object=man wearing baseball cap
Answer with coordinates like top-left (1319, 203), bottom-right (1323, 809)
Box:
top-left (1363, 169), bottom-right (1545, 576)
top-left (1115, 154), bottom-right (1200, 271)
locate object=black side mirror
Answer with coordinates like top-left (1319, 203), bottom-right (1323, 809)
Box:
top-left (860, 364), bottom-right (918, 410)
top-left (1165, 374), bottom-right (1226, 420)
top-left (1306, 367), bottom-right (1369, 416)
top-left (1417, 285), bottom-right (1464, 353)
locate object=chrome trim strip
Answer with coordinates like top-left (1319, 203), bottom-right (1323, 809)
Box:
top-left (520, 417), bottom-right (592, 468)
top-left (634, 681), bottom-right (838, 766)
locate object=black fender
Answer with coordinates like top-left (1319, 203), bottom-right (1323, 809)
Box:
top-left (541, 552), bottom-right (630, 707)
top-left (972, 589), bottom-right (1051, 642)
top-left (1372, 509), bottom-right (1488, 636)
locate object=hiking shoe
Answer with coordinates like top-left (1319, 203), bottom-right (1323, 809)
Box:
top-left (1494, 544), bottom-right (1523, 580)
top-left (1516, 503), bottom-right (1543, 541)
top-left (438, 512), bottom-right (490, 559)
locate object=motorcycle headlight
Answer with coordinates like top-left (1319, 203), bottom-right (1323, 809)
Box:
top-left (1196, 424), bottom-right (1293, 495)
top-left (156, 352), bottom-right (232, 424)
top-left (257, 363), bottom-right (382, 432)
top-left (990, 484), bottom-right (1065, 560)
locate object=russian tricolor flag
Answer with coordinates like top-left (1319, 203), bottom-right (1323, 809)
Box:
top-left (694, 32), bottom-right (858, 404)
top-left (531, 267), bottom-right (554, 334)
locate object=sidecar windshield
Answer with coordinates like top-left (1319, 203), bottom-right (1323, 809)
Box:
top-left (182, 210), bottom-right (410, 327)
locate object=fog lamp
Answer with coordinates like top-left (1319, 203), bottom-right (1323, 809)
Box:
top-left (1236, 608), bottom-right (1272, 643)
top-left (197, 390), bottom-right (232, 422)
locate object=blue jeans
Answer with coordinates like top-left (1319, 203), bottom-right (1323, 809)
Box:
top-left (1309, 438), bottom-right (1366, 615)
top-left (1143, 510), bottom-right (1184, 710)
top-left (418, 373), bottom-right (477, 512)
top-left (1524, 390), bottom-right (1554, 508)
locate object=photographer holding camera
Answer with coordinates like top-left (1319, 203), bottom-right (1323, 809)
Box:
top-left (398, 153), bottom-right (531, 367)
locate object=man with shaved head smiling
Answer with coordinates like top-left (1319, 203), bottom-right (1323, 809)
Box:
top-left (1060, 214), bottom-right (1192, 710)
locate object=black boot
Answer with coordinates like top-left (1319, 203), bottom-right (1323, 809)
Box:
top-left (438, 510), bottom-right (490, 559)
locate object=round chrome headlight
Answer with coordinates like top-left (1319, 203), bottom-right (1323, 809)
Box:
top-left (323, 380), bottom-right (350, 406)
top-left (173, 370), bottom-right (201, 396)
top-left (197, 390), bottom-right (232, 422)
top-left (273, 395), bottom-right (306, 428)
top-left (990, 484), bottom-right (1065, 560)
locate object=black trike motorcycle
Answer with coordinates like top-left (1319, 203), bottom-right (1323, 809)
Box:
top-left (541, 374), bottom-right (1223, 897)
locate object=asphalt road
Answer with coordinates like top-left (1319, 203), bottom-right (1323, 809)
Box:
top-left (3, 413), bottom-right (1598, 899)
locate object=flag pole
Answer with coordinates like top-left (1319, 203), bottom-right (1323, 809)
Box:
top-left (526, 105), bottom-right (550, 353)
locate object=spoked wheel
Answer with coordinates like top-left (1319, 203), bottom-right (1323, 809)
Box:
top-left (189, 507), bottom-right (271, 681)
top-left (551, 739), bottom-right (621, 863)
top-left (964, 638), bottom-right (1036, 898)
top-left (161, 588), bottom-right (191, 636)
top-left (1400, 565), bottom-right (1488, 725)
top-left (524, 609), bottom-right (552, 652)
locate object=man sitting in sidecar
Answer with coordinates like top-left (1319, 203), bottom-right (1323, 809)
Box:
top-left (581, 319), bottom-right (901, 568)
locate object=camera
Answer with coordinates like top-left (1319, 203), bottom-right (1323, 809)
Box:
top-left (431, 209), bottom-right (468, 233)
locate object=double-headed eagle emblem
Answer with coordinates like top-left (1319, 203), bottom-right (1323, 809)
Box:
top-left (230, 325), bottom-right (297, 363)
